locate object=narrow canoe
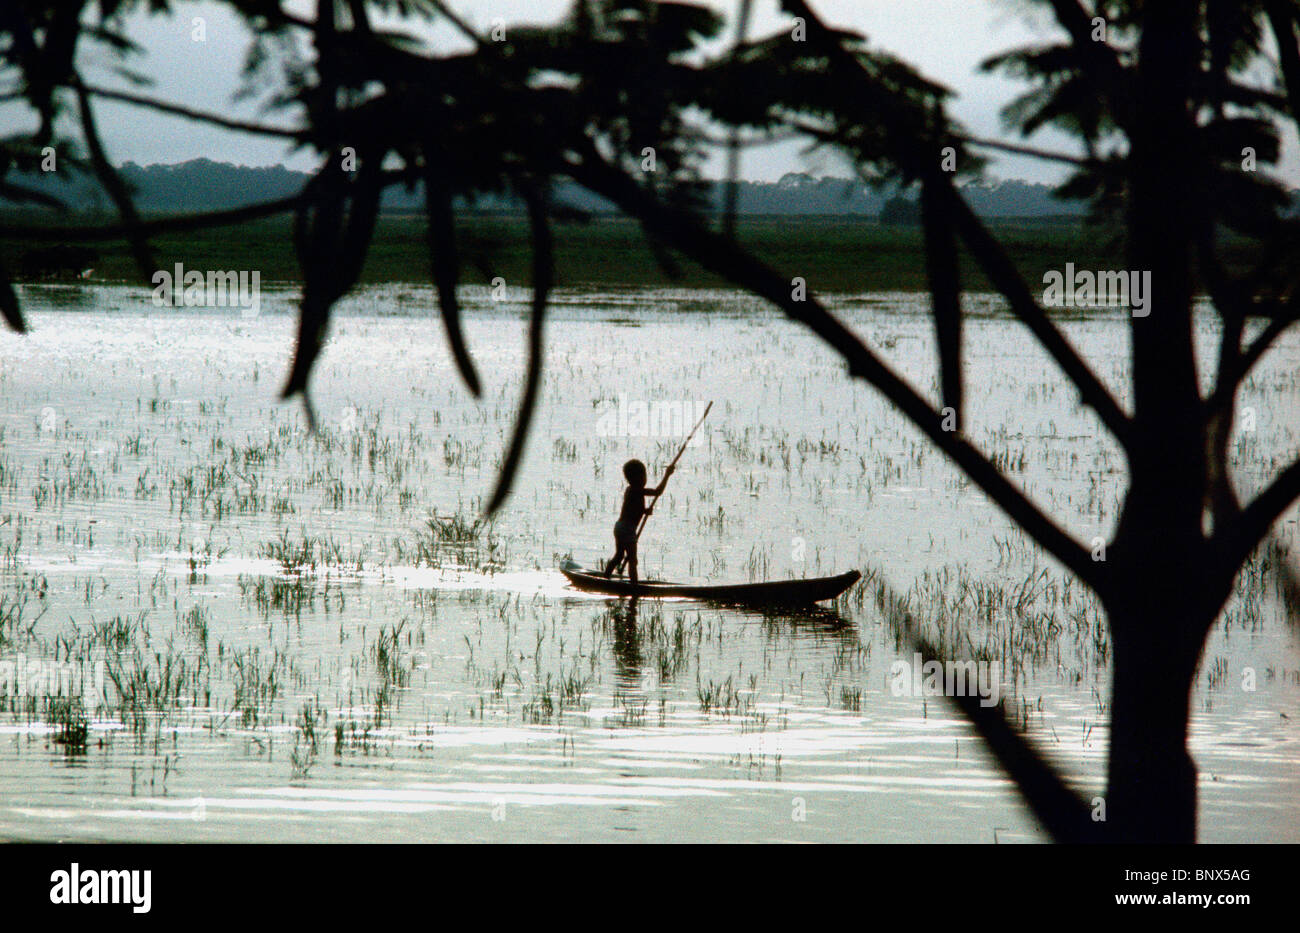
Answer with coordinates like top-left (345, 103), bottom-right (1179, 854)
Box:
top-left (560, 567), bottom-right (860, 606)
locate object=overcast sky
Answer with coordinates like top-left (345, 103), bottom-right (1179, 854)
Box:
top-left (24, 0), bottom-right (1300, 187)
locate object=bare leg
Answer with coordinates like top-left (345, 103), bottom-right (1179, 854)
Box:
top-left (627, 545), bottom-right (638, 585)
top-left (604, 546), bottom-right (625, 577)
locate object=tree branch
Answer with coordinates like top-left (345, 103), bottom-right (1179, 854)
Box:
top-left (77, 83), bottom-right (303, 140)
top-left (1223, 457), bottom-right (1300, 570)
top-left (953, 132), bottom-right (1095, 168)
top-left (73, 80), bottom-right (155, 282)
top-left (566, 145), bottom-right (1107, 595)
top-left (487, 182), bottom-right (553, 514)
top-left (873, 571), bottom-right (1103, 842)
top-left (769, 4), bottom-right (1133, 449)
top-left (0, 252), bottom-right (26, 332)
top-left (939, 182), bottom-right (1135, 449)
top-left (1203, 303), bottom-right (1300, 416)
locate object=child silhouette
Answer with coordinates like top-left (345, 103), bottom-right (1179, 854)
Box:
top-left (603, 458), bottom-right (672, 584)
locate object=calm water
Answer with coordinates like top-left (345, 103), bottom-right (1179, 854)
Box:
top-left (0, 283), bottom-right (1296, 842)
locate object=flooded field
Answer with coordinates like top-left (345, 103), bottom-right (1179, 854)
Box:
top-left (0, 283), bottom-right (1296, 842)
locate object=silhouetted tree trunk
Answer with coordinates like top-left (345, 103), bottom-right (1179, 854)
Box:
top-left (1102, 595), bottom-right (1203, 841)
top-left (1103, 2), bottom-right (1205, 842)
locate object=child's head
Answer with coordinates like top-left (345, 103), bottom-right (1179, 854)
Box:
top-left (623, 459), bottom-right (647, 487)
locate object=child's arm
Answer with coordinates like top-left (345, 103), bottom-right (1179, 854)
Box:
top-left (644, 464), bottom-right (675, 497)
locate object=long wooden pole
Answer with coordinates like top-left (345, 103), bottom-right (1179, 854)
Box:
top-left (613, 400), bottom-right (712, 575)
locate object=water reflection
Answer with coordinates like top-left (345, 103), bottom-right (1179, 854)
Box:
top-left (610, 597), bottom-right (642, 691)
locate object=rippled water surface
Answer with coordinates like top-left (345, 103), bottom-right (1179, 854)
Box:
top-left (0, 283), bottom-right (1296, 842)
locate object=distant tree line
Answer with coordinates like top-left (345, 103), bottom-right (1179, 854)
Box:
top-left (1, 158), bottom-right (1093, 219)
